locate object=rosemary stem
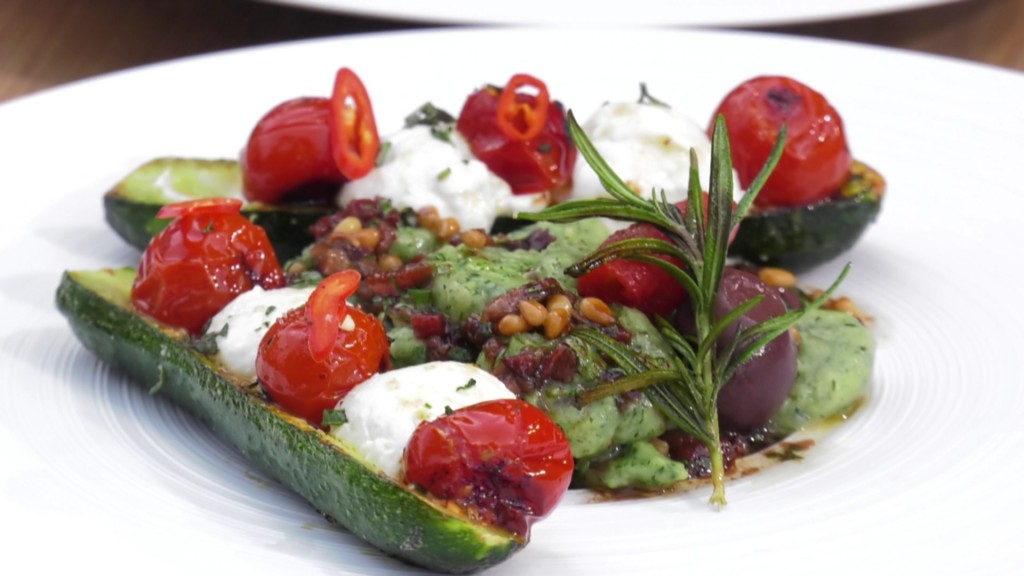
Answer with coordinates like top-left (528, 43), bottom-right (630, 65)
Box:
top-left (707, 409), bottom-right (727, 509)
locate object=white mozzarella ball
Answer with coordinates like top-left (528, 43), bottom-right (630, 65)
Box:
top-left (204, 286), bottom-right (314, 382)
top-left (339, 125), bottom-right (542, 231)
top-left (331, 361), bottom-right (515, 479)
top-left (571, 101), bottom-right (743, 205)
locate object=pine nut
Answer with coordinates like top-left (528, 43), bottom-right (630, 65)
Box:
top-left (832, 296), bottom-right (857, 314)
top-left (436, 217), bottom-right (461, 242)
top-left (333, 215), bottom-right (363, 235)
top-left (758, 267), bottom-right (797, 288)
top-left (543, 308), bottom-right (570, 339)
top-left (417, 206), bottom-right (440, 231)
top-left (353, 227), bottom-right (381, 250)
top-left (378, 253), bottom-right (403, 271)
top-left (546, 294), bottom-right (572, 315)
top-left (498, 314), bottom-right (528, 336)
top-left (649, 438), bottom-right (670, 456)
top-left (518, 300), bottom-right (548, 327)
top-left (461, 229), bottom-right (488, 250)
top-left (580, 297), bottom-right (615, 326)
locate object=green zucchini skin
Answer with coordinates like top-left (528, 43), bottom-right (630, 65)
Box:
top-left (729, 161), bottom-right (885, 272)
top-left (55, 268), bottom-right (521, 574)
top-left (104, 158), bottom-right (331, 261)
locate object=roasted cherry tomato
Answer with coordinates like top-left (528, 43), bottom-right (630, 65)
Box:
top-left (256, 270), bottom-right (390, 426)
top-left (404, 399), bottom-right (573, 539)
top-left (241, 97), bottom-right (342, 205)
top-left (576, 223), bottom-right (687, 318)
top-left (241, 68), bottom-right (380, 204)
top-left (131, 198), bottom-right (285, 335)
top-left (456, 74), bottom-right (576, 196)
top-left (329, 67), bottom-right (380, 181)
top-left (710, 76), bottom-right (852, 208)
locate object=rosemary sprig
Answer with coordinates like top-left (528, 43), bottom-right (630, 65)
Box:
top-left (520, 110), bottom-right (850, 508)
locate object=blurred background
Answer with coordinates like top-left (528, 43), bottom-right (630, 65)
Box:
top-left (1, 0), bottom-right (1022, 103)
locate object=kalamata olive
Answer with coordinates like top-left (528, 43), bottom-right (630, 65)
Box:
top-left (675, 267), bottom-right (797, 431)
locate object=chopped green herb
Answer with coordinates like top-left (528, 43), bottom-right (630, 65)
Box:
top-left (456, 378), bottom-right (477, 391)
top-left (404, 102), bottom-right (456, 143)
top-left (322, 409), bottom-right (349, 427)
top-left (265, 305), bottom-right (277, 316)
top-left (376, 141), bottom-right (392, 166)
top-left (190, 322), bottom-right (228, 355)
top-left (444, 405), bottom-right (454, 416)
top-left (437, 167), bottom-right (452, 181)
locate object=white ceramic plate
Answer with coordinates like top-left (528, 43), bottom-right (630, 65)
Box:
top-left (263, 0), bottom-right (964, 26)
top-left (2, 28), bottom-right (1023, 575)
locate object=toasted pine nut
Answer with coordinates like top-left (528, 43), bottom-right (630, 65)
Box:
top-left (353, 227), bottom-right (381, 250)
top-left (546, 294), bottom-right (572, 315)
top-left (518, 300), bottom-right (548, 327)
top-left (543, 309), bottom-right (570, 339)
top-left (461, 229), bottom-right (488, 250)
top-left (580, 297), bottom-right (615, 326)
top-left (417, 206), bottom-right (440, 230)
top-left (831, 296), bottom-right (858, 315)
top-left (436, 217), bottom-right (461, 242)
top-left (649, 438), bottom-right (670, 456)
top-left (378, 253), bottom-right (403, 271)
top-left (333, 215), bottom-right (363, 235)
top-left (758, 267), bottom-right (797, 288)
top-left (498, 314), bottom-right (528, 336)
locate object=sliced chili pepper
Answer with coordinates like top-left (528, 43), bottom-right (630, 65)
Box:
top-left (305, 269), bottom-right (362, 363)
top-left (156, 197), bottom-right (243, 219)
top-left (329, 68), bottom-right (380, 181)
top-left (496, 73), bottom-right (550, 142)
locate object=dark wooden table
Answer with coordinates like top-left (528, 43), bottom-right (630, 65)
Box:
top-left (2, 0), bottom-right (1022, 103)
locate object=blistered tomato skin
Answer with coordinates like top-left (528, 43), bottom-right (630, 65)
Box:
top-left (130, 199), bottom-right (285, 336)
top-left (711, 76), bottom-right (852, 208)
top-left (241, 97), bottom-right (343, 204)
top-left (256, 305), bottom-right (390, 426)
top-left (457, 84), bottom-right (576, 196)
top-left (404, 399), bottom-right (574, 539)
top-left (676, 268), bottom-right (797, 431)
top-left (576, 223), bottom-right (687, 318)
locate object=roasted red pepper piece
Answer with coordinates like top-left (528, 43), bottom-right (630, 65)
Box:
top-left (576, 223), bottom-right (687, 318)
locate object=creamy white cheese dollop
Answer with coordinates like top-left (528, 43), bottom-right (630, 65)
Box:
top-left (339, 125), bottom-right (542, 231)
top-left (571, 101), bottom-right (742, 205)
top-left (330, 361), bottom-right (516, 479)
top-left (204, 285), bottom-right (314, 382)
